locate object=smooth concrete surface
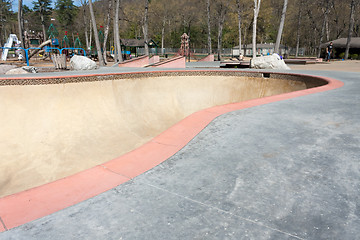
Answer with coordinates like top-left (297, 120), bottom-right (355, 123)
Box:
top-left (149, 55), bottom-right (160, 65)
top-left (0, 74), bottom-right (306, 197)
top-left (118, 55), bottom-right (149, 68)
top-left (198, 54), bottom-right (215, 62)
top-left (0, 67), bottom-right (359, 239)
top-left (149, 56), bottom-right (186, 68)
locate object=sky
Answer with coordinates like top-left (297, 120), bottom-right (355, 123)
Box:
top-left (11, 0), bottom-right (80, 12)
top-left (12, 0), bottom-right (35, 11)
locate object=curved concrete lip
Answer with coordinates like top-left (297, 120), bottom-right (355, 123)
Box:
top-left (0, 70), bottom-right (343, 231)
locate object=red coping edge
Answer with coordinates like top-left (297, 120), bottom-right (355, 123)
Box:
top-left (0, 71), bottom-right (344, 231)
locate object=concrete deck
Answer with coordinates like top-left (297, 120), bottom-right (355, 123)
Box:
top-left (0, 62), bottom-right (359, 239)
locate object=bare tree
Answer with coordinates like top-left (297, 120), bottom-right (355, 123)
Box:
top-left (161, 18), bottom-right (166, 55)
top-left (113, 0), bottom-right (123, 62)
top-left (295, 0), bottom-right (304, 57)
top-left (252, 0), bottom-right (261, 59)
top-left (89, 19), bottom-right (92, 48)
top-left (143, 0), bottom-right (150, 56)
top-left (151, 0), bottom-right (175, 55)
top-left (317, 0), bottom-right (331, 58)
top-left (345, 0), bottom-right (356, 59)
top-left (89, 0), bottom-right (105, 66)
top-left (236, 0), bottom-right (242, 56)
top-left (216, 0), bottom-right (228, 61)
top-left (103, 0), bottom-right (113, 64)
top-left (40, 4), bottom-right (47, 40)
top-left (206, 0), bottom-right (212, 54)
top-left (274, 0), bottom-right (288, 54)
top-left (80, 0), bottom-right (90, 50)
top-left (18, 0), bottom-right (25, 49)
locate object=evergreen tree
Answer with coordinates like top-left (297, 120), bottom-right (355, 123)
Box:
top-left (0, 0), bottom-right (13, 45)
top-left (55, 0), bottom-right (78, 29)
top-left (33, 0), bottom-right (52, 39)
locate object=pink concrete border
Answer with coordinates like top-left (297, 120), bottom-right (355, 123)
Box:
top-left (149, 56), bottom-right (185, 68)
top-left (198, 54), bottom-right (214, 62)
top-left (0, 70), bottom-right (344, 231)
top-left (118, 55), bottom-right (149, 68)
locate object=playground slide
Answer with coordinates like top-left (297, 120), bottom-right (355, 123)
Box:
top-left (1, 34), bottom-right (20, 61)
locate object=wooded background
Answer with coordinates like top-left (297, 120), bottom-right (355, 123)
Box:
top-left (1, 0), bottom-right (359, 58)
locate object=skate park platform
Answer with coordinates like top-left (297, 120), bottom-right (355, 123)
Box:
top-left (0, 61), bottom-right (359, 239)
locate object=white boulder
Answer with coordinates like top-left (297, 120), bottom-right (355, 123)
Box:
top-left (70, 55), bottom-right (97, 70)
top-left (251, 54), bottom-right (290, 70)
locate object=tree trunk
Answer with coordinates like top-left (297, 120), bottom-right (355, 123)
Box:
top-left (274, 0), bottom-right (288, 54)
top-left (161, 18), bottom-right (165, 55)
top-left (236, 0), bottom-right (242, 56)
top-left (89, 0), bottom-right (105, 66)
top-left (217, 18), bottom-right (224, 61)
top-left (81, 0), bottom-right (90, 50)
top-left (217, 2), bottom-right (227, 61)
top-left (89, 19), bottom-right (92, 48)
top-left (317, 0), bottom-right (330, 58)
top-left (114, 0), bottom-right (123, 62)
top-left (103, 0), bottom-right (112, 64)
top-left (325, 15), bottom-right (329, 41)
top-left (206, 0), bottom-right (212, 54)
top-left (295, 0), bottom-right (303, 57)
top-left (40, 10), bottom-right (47, 40)
top-left (345, 0), bottom-right (356, 60)
top-left (252, 0), bottom-right (261, 59)
top-left (18, 0), bottom-right (25, 50)
top-left (243, 26), bottom-right (247, 52)
top-left (143, 0), bottom-right (149, 56)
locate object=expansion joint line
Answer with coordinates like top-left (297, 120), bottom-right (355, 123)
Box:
top-left (100, 165), bottom-right (132, 180)
top-left (0, 216), bottom-right (8, 231)
top-left (145, 182), bottom-right (305, 240)
top-left (152, 140), bottom-right (178, 147)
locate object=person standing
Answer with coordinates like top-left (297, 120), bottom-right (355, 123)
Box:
top-left (326, 42), bottom-right (333, 62)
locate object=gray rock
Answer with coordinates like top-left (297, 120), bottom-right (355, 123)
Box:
top-left (251, 53), bottom-right (290, 70)
top-left (21, 66), bottom-right (38, 73)
top-left (5, 68), bottom-right (30, 75)
top-left (70, 55), bottom-right (97, 70)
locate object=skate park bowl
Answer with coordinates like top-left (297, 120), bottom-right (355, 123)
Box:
top-left (0, 70), bottom-right (343, 230)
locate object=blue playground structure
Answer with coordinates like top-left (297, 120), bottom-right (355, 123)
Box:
top-left (0, 47), bottom-right (86, 66)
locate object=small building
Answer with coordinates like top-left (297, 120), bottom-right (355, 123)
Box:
top-left (321, 37), bottom-right (360, 59)
top-left (120, 39), bottom-right (159, 57)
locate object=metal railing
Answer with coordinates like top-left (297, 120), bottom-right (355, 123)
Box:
top-left (0, 47), bottom-right (86, 66)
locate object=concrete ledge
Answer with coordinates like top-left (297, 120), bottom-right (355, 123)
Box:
top-left (198, 54), bottom-right (214, 62)
top-left (118, 55), bottom-right (149, 67)
top-left (148, 56), bottom-right (186, 68)
top-left (285, 58), bottom-right (323, 65)
top-left (149, 56), bottom-right (160, 65)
